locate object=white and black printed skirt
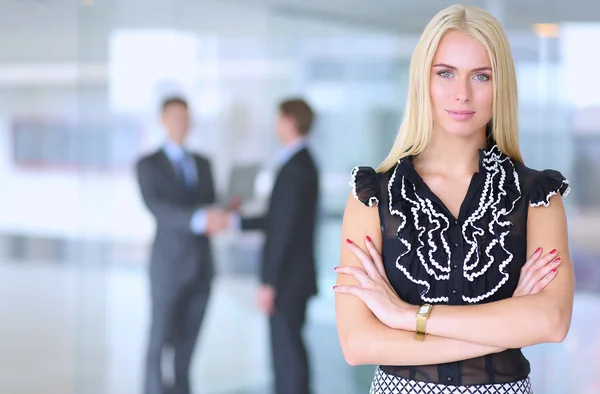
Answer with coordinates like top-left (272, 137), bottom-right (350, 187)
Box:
top-left (370, 367), bottom-right (533, 394)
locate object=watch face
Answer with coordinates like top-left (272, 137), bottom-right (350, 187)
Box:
top-left (419, 305), bottom-right (430, 314)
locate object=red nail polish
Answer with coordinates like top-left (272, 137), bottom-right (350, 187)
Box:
top-left (346, 239), bottom-right (353, 244)
top-left (555, 258), bottom-right (561, 263)
top-left (334, 266), bottom-right (339, 270)
top-left (366, 235), bottom-right (372, 243)
top-left (551, 269), bottom-right (557, 274)
top-left (550, 249), bottom-right (557, 254)
top-left (333, 285), bottom-right (338, 289)
top-left (535, 247), bottom-right (541, 254)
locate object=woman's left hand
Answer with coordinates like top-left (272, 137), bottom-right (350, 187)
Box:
top-left (334, 236), bottom-right (413, 330)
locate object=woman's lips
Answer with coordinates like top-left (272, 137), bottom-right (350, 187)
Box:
top-left (446, 110), bottom-right (475, 121)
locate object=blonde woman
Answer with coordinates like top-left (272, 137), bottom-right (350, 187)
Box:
top-left (334, 4), bottom-right (574, 394)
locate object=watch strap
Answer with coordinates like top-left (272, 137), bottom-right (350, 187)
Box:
top-left (414, 304), bottom-right (433, 342)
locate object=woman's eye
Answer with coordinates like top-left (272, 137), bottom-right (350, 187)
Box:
top-left (474, 74), bottom-right (490, 81)
top-left (438, 71), bottom-right (453, 78)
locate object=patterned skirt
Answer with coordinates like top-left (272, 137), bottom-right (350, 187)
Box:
top-left (370, 367), bottom-right (533, 394)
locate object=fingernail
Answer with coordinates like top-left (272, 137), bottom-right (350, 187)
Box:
top-left (535, 247), bottom-right (541, 254)
top-left (366, 235), bottom-right (372, 243)
top-left (333, 285), bottom-right (338, 290)
top-left (551, 269), bottom-right (557, 274)
top-left (346, 239), bottom-right (353, 244)
top-left (554, 257), bottom-right (561, 263)
top-left (550, 249), bottom-right (557, 255)
top-left (334, 266), bottom-right (339, 270)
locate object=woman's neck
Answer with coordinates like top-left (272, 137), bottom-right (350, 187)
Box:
top-left (415, 131), bottom-right (488, 177)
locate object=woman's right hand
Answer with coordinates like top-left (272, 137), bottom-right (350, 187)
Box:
top-left (513, 247), bottom-right (562, 297)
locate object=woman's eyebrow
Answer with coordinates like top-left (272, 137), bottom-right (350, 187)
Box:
top-left (432, 63), bottom-right (492, 72)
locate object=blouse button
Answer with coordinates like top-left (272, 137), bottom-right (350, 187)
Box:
top-left (447, 376), bottom-right (453, 382)
top-left (453, 220), bottom-right (459, 226)
top-left (452, 264), bottom-right (458, 269)
top-left (454, 242), bottom-right (459, 247)
top-left (452, 289), bottom-right (457, 295)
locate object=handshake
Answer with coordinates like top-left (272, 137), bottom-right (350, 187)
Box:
top-left (204, 196), bottom-right (242, 237)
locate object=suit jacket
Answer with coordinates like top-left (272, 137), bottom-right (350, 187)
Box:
top-left (243, 147), bottom-right (319, 299)
top-left (136, 149), bottom-right (216, 297)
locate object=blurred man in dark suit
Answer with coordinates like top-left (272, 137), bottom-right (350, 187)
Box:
top-left (234, 98), bottom-right (320, 394)
top-left (135, 97), bottom-right (229, 394)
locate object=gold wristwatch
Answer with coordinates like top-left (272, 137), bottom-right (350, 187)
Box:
top-left (414, 303), bottom-right (433, 341)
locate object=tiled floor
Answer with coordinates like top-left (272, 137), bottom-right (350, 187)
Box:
top-left (0, 261), bottom-right (599, 394)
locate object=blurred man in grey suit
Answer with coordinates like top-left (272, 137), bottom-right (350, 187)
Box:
top-left (135, 97), bottom-right (228, 394)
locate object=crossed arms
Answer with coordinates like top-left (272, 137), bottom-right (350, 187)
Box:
top-left (334, 192), bottom-right (574, 366)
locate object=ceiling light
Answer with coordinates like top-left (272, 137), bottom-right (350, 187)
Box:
top-left (533, 23), bottom-right (560, 38)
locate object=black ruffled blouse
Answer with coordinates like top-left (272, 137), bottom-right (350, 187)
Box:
top-left (350, 143), bottom-right (570, 386)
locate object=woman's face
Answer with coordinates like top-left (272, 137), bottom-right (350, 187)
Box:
top-left (429, 30), bottom-right (493, 139)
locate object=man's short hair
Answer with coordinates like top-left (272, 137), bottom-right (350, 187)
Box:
top-left (278, 98), bottom-right (315, 136)
top-left (161, 96), bottom-right (189, 112)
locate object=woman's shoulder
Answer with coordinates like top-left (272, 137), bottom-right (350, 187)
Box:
top-left (349, 165), bottom-right (395, 207)
top-left (513, 161), bottom-right (571, 208)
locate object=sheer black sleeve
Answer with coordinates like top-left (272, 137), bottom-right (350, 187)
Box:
top-left (527, 169), bottom-right (571, 207)
top-left (350, 166), bottom-right (380, 207)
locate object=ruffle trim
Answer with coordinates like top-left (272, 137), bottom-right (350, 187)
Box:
top-left (388, 145), bottom-right (521, 304)
top-left (529, 170), bottom-right (571, 208)
top-left (350, 166), bottom-right (379, 207)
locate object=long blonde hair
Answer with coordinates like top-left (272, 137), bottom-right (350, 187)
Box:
top-left (377, 4), bottom-right (523, 173)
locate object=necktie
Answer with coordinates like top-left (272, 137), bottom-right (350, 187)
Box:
top-left (174, 155), bottom-right (187, 184)
top-left (176, 152), bottom-right (197, 191)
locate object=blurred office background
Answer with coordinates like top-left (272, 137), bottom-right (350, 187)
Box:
top-left (0, 0), bottom-right (599, 393)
